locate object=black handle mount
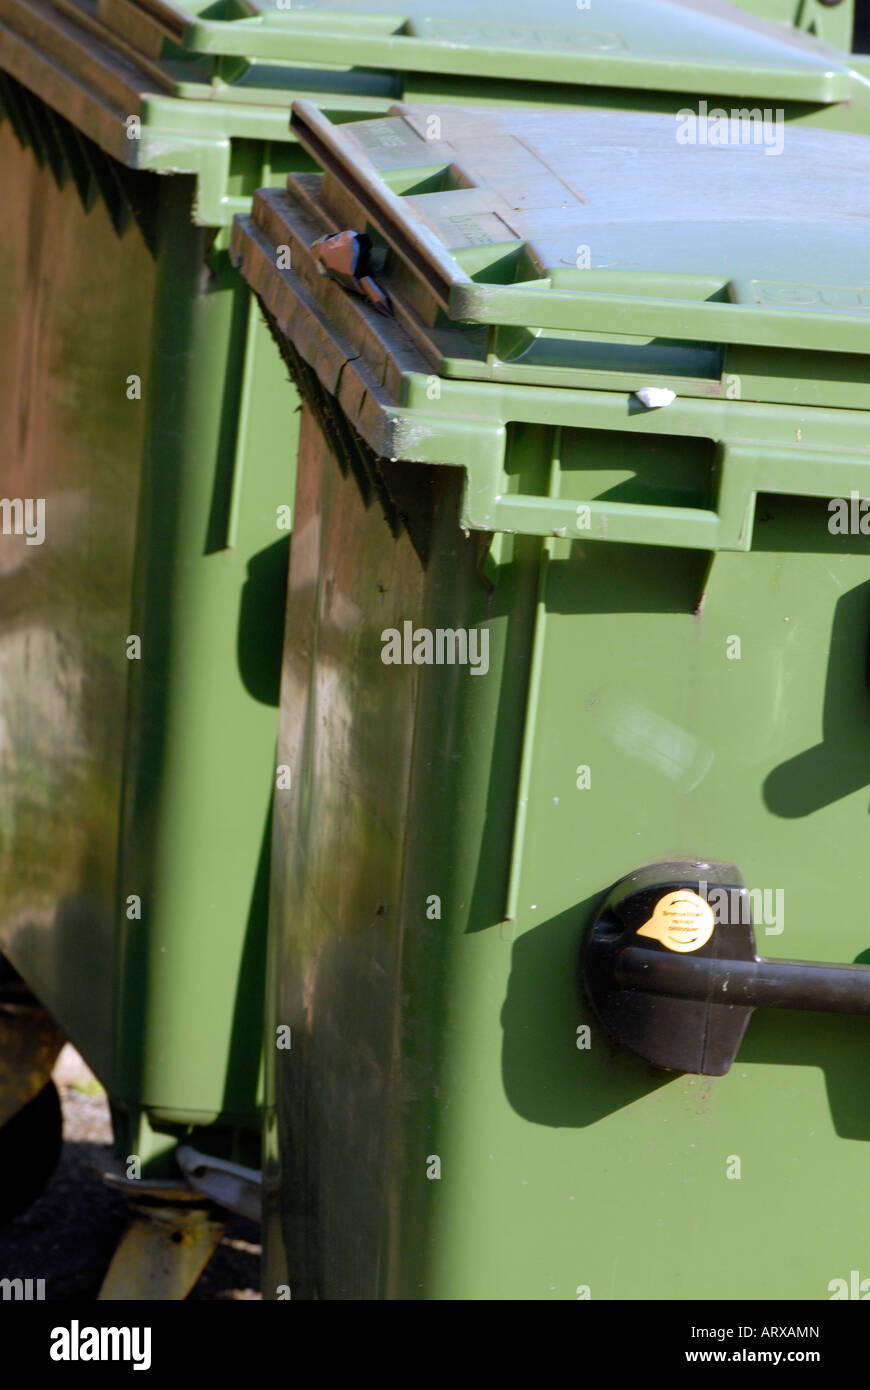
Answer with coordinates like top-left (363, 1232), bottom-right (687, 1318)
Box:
top-left (582, 860), bottom-right (870, 1075)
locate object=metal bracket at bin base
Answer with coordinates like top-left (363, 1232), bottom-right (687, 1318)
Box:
top-left (97, 1147), bottom-right (261, 1298)
top-left (97, 1200), bottom-right (228, 1301)
top-left (175, 1144), bottom-right (261, 1223)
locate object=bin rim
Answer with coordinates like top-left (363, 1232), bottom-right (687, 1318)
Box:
top-left (91, 0), bottom-right (855, 103)
top-left (287, 99), bottom-right (870, 362)
top-left (230, 190), bottom-right (870, 554)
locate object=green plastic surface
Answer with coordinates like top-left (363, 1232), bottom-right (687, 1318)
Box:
top-left (3, 0), bottom-right (870, 233)
top-left (1, 0), bottom-right (867, 1206)
top-left (240, 106), bottom-right (870, 1303)
top-left (735, 0), bottom-right (855, 51)
top-left (267, 415), bottom-right (870, 1297)
top-left (289, 102), bottom-right (870, 367)
top-left (0, 74), bottom-right (297, 1159)
top-left (97, 0), bottom-right (855, 99)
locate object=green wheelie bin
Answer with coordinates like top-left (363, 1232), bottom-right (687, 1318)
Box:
top-left (72, 0), bottom-right (870, 133)
top-left (232, 100), bottom-right (870, 1299)
top-left (0, 0), bottom-right (867, 1294)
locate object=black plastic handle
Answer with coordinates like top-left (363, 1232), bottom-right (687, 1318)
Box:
top-left (617, 948), bottom-right (870, 1014)
top-left (582, 860), bottom-right (870, 1075)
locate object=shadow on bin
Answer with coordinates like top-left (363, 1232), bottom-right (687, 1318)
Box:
top-left (764, 581), bottom-right (870, 818)
top-left (502, 902), bottom-right (870, 1142)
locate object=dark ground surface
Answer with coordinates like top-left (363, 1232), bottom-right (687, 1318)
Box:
top-left (0, 1047), bottom-right (261, 1301)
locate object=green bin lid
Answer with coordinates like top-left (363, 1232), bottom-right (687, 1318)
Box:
top-left (0, 0), bottom-right (385, 225)
top-left (91, 0), bottom-right (858, 104)
top-left (233, 100), bottom-right (870, 412)
top-left (3, 0), bottom-right (868, 233)
top-left (231, 106), bottom-right (870, 548)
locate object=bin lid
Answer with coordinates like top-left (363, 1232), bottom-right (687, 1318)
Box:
top-left (91, 0), bottom-right (858, 104)
top-left (232, 104), bottom-right (870, 547)
top-left (0, 0), bottom-right (356, 226)
top-left (272, 99), bottom-right (870, 401)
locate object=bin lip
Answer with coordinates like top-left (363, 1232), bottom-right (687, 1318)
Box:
top-left (230, 193), bottom-right (870, 552)
top-left (0, 0), bottom-right (374, 225)
top-left (65, 0), bottom-right (856, 104)
top-left (284, 100), bottom-right (870, 364)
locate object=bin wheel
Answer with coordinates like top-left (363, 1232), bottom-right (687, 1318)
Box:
top-left (0, 1080), bottom-right (63, 1224)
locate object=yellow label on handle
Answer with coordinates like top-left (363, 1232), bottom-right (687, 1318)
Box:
top-left (636, 890), bottom-right (714, 954)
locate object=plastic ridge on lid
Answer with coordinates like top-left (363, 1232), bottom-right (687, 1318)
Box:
top-left (229, 95), bottom-right (869, 550)
top-left (92, 0), bottom-right (853, 102)
top-left (288, 99), bottom-right (870, 361)
top-left (231, 180), bottom-right (870, 549)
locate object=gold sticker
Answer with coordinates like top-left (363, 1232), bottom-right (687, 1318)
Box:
top-left (636, 890), bottom-right (714, 954)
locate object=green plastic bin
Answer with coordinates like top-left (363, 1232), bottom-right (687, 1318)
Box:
top-left (0, 14), bottom-right (299, 1185)
top-left (71, 0), bottom-right (870, 133)
top-left (232, 101), bottom-right (870, 1299)
top-left (1, 0), bottom-right (866, 1188)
